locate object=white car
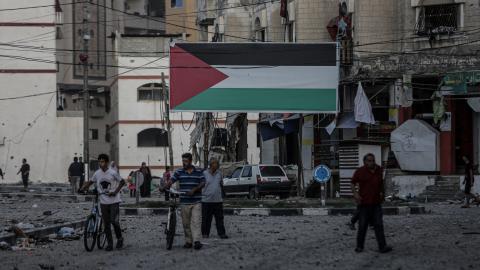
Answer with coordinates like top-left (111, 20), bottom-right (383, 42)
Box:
top-left (222, 164), bottom-right (291, 199)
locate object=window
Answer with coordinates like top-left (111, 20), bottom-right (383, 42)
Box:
top-left (89, 129), bottom-right (99, 140)
top-left (138, 128), bottom-right (169, 147)
top-left (254, 17), bottom-right (266, 42)
top-left (259, 166), bottom-right (286, 177)
top-left (148, 0), bottom-right (165, 17)
top-left (241, 166), bottom-right (252, 177)
top-left (211, 128), bottom-right (227, 147)
top-left (171, 0), bottom-right (183, 8)
top-left (256, 28), bottom-right (266, 42)
top-left (416, 4), bottom-right (460, 36)
top-left (138, 83), bottom-right (163, 101)
top-left (231, 167), bottom-right (242, 178)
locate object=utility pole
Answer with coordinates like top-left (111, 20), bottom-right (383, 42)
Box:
top-left (81, 4), bottom-right (90, 182)
top-left (203, 112), bottom-right (211, 168)
top-left (162, 73), bottom-right (174, 168)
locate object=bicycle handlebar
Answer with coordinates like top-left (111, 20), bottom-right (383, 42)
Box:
top-left (166, 188), bottom-right (186, 195)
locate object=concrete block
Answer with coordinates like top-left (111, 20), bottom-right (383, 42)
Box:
top-left (302, 208), bottom-right (329, 216)
top-left (235, 208), bottom-right (270, 216)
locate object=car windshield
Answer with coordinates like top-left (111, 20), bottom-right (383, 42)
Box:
top-left (259, 166), bottom-right (285, 177)
top-left (231, 168), bottom-right (242, 178)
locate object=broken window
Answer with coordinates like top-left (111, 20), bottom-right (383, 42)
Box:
top-left (138, 83), bottom-right (163, 101)
top-left (211, 128), bottom-right (227, 147)
top-left (138, 128), bottom-right (169, 147)
top-left (416, 4), bottom-right (460, 36)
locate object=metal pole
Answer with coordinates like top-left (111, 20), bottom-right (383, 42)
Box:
top-left (203, 112), bottom-right (211, 169)
top-left (82, 4), bottom-right (90, 182)
top-left (162, 73), bottom-right (174, 168)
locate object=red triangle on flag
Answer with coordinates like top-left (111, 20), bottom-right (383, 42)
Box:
top-left (170, 45), bottom-right (229, 109)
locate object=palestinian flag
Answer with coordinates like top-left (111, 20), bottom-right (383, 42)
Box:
top-left (170, 43), bottom-right (338, 112)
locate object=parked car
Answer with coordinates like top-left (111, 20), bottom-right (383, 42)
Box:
top-left (222, 164), bottom-right (291, 199)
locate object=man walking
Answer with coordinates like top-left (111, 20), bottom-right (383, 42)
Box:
top-left (81, 154), bottom-right (125, 251)
top-left (351, 153), bottom-right (392, 253)
top-left (461, 155), bottom-right (475, 208)
top-left (78, 157), bottom-right (85, 192)
top-left (202, 158), bottom-right (228, 239)
top-left (17, 159), bottom-right (30, 191)
top-left (167, 153), bottom-right (205, 250)
top-left (0, 167), bottom-right (4, 180)
top-left (68, 157), bottom-right (83, 194)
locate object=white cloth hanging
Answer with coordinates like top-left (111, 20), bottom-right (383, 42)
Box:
top-left (354, 82), bottom-right (376, 124)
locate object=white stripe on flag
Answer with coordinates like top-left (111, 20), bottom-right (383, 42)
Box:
top-left (212, 66), bottom-right (338, 89)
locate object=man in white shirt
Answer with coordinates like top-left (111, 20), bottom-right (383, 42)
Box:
top-left (81, 154), bottom-right (125, 251)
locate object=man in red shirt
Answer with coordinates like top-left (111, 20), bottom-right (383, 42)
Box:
top-left (351, 153), bottom-right (392, 253)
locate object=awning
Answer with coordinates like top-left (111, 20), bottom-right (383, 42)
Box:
top-left (259, 114), bottom-right (301, 141)
top-left (336, 112), bottom-right (359, 129)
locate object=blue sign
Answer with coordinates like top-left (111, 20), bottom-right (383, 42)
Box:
top-left (314, 165), bottom-right (331, 183)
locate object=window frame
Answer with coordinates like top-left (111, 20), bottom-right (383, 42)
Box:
top-left (137, 128), bottom-right (169, 147)
top-left (415, 3), bottom-right (463, 36)
top-left (137, 83), bottom-right (164, 101)
top-left (241, 166), bottom-right (252, 177)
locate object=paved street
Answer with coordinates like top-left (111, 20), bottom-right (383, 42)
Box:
top-left (1, 204), bottom-right (479, 270)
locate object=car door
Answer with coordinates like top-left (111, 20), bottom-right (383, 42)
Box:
top-left (239, 165), bottom-right (253, 193)
top-left (223, 167), bottom-right (243, 195)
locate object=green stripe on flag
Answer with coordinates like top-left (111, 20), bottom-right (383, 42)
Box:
top-left (174, 88), bottom-right (337, 111)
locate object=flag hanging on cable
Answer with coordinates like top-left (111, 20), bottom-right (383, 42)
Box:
top-left (354, 82), bottom-right (376, 124)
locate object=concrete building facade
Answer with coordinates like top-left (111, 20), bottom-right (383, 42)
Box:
top-left (0, 0), bottom-right (83, 183)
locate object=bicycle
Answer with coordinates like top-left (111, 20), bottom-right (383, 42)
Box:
top-left (163, 188), bottom-right (185, 250)
top-left (83, 189), bottom-right (108, 252)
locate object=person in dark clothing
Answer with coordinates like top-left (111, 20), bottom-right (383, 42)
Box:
top-left (351, 153), bottom-right (392, 254)
top-left (68, 157), bottom-right (84, 194)
top-left (162, 166), bottom-right (172, 201)
top-left (139, 162), bottom-right (152, 197)
top-left (0, 167), bottom-right (4, 180)
top-left (201, 158), bottom-right (228, 239)
top-left (462, 156), bottom-right (475, 208)
top-left (78, 157), bottom-right (85, 192)
top-left (17, 159), bottom-right (30, 191)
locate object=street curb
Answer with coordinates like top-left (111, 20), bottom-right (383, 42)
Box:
top-left (0, 220), bottom-right (84, 245)
top-left (0, 192), bottom-right (82, 202)
top-left (120, 206), bottom-right (425, 217)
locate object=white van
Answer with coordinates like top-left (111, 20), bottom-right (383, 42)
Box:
top-left (222, 164), bottom-right (291, 199)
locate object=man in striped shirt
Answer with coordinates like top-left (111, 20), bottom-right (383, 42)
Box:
top-left (170, 153), bottom-right (205, 250)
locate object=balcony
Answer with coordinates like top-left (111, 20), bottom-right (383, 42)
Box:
top-left (124, 13), bottom-right (166, 34)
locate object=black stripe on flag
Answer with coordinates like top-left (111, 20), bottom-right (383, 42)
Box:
top-left (176, 43), bottom-right (337, 67)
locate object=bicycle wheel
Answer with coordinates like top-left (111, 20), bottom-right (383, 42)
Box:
top-left (97, 218), bottom-right (107, 249)
top-left (83, 215), bottom-right (97, 252)
top-left (166, 208), bottom-right (176, 250)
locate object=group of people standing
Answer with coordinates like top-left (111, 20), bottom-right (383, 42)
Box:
top-left (78, 152), bottom-right (227, 251)
top-left (163, 153), bottom-right (228, 250)
top-left (126, 162), bottom-right (153, 198)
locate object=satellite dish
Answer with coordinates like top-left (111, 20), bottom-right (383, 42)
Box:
top-left (467, 98), bottom-right (480, 112)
